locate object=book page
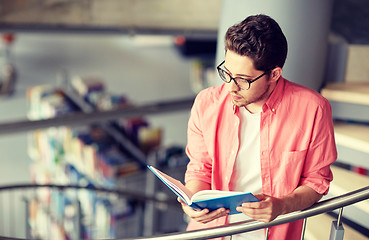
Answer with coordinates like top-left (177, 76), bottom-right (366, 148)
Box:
top-left (148, 166), bottom-right (194, 204)
top-left (192, 190), bottom-right (246, 201)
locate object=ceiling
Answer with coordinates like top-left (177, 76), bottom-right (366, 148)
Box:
top-left (0, 0), bottom-right (221, 38)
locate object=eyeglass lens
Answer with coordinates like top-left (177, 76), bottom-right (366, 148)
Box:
top-left (218, 68), bottom-right (250, 90)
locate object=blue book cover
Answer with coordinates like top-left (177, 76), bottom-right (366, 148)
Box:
top-left (147, 165), bottom-right (259, 215)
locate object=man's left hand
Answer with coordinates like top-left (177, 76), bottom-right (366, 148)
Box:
top-left (236, 194), bottom-right (285, 223)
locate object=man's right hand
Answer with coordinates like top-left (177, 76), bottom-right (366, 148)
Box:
top-left (178, 197), bottom-right (230, 224)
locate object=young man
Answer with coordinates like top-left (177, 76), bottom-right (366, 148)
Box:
top-left (180, 14), bottom-right (337, 240)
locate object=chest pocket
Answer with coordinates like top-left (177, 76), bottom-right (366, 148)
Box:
top-left (273, 149), bottom-right (307, 195)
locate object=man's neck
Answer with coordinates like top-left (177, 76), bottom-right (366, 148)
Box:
top-left (245, 104), bottom-right (262, 114)
top-left (245, 80), bottom-right (278, 114)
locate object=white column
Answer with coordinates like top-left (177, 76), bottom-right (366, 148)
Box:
top-left (215, 0), bottom-right (334, 91)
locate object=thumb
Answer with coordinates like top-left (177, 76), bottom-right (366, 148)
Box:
top-left (177, 197), bottom-right (186, 205)
top-left (254, 193), bottom-right (267, 201)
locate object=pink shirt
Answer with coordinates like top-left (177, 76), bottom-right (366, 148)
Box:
top-left (185, 77), bottom-right (337, 240)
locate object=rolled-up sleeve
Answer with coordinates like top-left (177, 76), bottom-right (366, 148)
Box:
top-left (299, 101), bottom-right (337, 195)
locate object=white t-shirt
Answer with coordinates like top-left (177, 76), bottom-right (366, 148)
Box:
top-left (228, 107), bottom-right (264, 240)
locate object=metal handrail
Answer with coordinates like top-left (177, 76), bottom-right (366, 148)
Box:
top-left (123, 186), bottom-right (369, 240)
top-left (1, 184), bottom-right (368, 240)
top-left (0, 183), bottom-right (179, 240)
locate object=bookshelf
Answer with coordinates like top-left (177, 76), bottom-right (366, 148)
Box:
top-left (26, 77), bottom-right (172, 239)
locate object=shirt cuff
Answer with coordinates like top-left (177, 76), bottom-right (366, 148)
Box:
top-left (300, 178), bottom-right (331, 195)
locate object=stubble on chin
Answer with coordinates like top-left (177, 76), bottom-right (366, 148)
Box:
top-left (232, 84), bottom-right (271, 109)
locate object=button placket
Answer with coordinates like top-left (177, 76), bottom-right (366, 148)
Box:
top-left (227, 117), bottom-right (240, 188)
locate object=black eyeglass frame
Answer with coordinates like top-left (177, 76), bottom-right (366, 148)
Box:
top-left (216, 60), bottom-right (270, 90)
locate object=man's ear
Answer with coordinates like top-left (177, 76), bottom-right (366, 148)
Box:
top-left (270, 67), bottom-right (282, 82)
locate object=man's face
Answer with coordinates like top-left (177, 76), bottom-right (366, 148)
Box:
top-left (224, 50), bottom-right (272, 110)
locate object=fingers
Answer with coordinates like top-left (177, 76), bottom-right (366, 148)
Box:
top-left (191, 208), bottom-right (230, 224)
top-left (236, 195), bottom-right (282, 223)
top-left (236, 205), bottom-right (274, 223)
top-left (253, 193), bottom-right (266, 201)
top-left (177, 197), bottom-right (230, 224)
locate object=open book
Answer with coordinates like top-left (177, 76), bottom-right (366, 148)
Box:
top-left (147, 165), bottom-right (259, 215)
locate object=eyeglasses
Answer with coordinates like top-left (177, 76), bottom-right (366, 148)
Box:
top-left (216, 60), bottom-right (268, 90)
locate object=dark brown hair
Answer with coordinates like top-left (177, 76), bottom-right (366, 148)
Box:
top-left (225, 14), bottom-right (288, 71)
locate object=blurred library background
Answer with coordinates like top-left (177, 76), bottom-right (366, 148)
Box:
top-left (0, 0), bottom-right (369, 239)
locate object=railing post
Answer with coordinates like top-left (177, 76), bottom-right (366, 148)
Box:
top-left (329, 208), bottom-right (344, 240)
top-left (23, 198), bottom-right (31, 239)
top-left (300, 218), bottom-right (307, 240)
top-left (75, 200), bottom-right (82, 240)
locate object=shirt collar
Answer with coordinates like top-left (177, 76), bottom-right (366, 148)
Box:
top-left (232, 103), bottom-right (238, 114)
top-left (262, 76), bottom-right (285, 114)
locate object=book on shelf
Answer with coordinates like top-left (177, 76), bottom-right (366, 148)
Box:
top-left (147, 165), bottom-right (259, 215)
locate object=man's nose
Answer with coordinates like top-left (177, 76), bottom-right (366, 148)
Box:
top-left (228, 79), bottom-right (240, 92)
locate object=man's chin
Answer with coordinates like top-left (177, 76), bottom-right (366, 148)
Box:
top-left (232, 100), bottom-right (246, 108)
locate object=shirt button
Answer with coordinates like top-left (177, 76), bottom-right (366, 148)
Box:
top-left (272, 108), bottom-right (275, 112)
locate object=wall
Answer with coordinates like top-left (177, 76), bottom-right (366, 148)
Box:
top-left (215, 0), bottom-right (333, 91)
